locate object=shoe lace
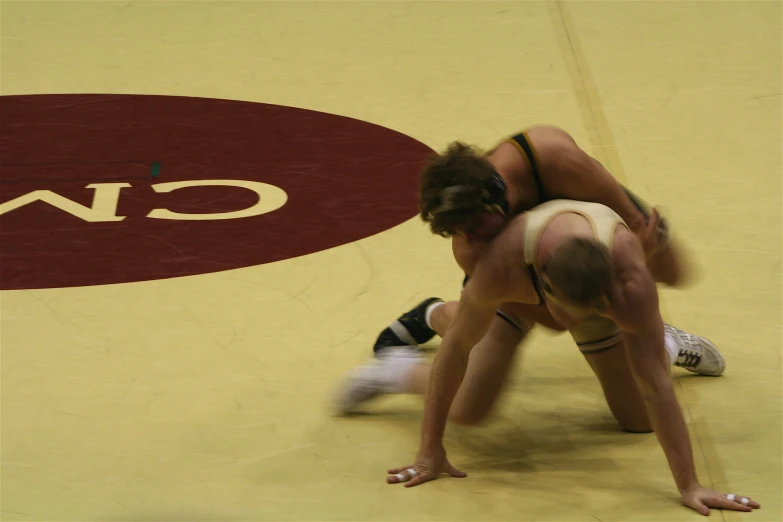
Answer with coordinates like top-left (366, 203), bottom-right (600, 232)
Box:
top-left (677, 349), bottom-right (701, 368)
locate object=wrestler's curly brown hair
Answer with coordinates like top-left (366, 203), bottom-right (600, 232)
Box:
top-left (542, 238), bottom-right (614, 307)
top-left (418, 142), bottom-right (503, 237)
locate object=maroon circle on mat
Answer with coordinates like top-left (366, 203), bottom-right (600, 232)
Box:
top-left (0, 94), bottom-right (432, 290)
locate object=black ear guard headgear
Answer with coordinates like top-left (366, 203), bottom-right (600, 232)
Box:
top-left (482, 172), bottom-right (510, 216)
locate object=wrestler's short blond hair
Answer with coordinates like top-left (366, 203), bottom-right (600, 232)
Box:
top-left (542, 238), bottom-right (614, 307)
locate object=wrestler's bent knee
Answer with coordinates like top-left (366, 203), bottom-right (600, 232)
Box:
top-left (618, 418), bottom-right (654, 433)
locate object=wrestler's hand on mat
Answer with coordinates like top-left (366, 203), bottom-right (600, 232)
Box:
top-left (632, 207), bottom-right (668, 258)
top-left (681, 484), bottom-right (761, 516)
top-left (386, 446), bottom-right (466, 487)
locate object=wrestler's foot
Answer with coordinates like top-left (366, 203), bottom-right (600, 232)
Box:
top-left (334, 347), bottom-right (424, 415)
top-left (666, 324), bottom-right (726, 376)
top-left (373, 297), bottom-right (443, 357)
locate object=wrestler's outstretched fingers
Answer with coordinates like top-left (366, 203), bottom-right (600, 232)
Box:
top-left (387, 460), bottom-right (466, 487)
top-left (683, 485), bottom-right (761, 516)
top-left (723, 493), bottom-right (761, 510)
top-left (386, 465), bottom-right (430, 486)
top-left (707, 494), bottom-right (752, 513)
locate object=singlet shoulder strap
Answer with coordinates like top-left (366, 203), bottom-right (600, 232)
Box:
top-left (508, 132), bottom-right (546, 200)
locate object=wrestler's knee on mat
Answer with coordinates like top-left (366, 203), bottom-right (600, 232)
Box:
top-left (618, 417), bottom-right (653, 434)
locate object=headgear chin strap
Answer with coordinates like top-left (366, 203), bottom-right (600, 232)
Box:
top-left (483, 172), bottom-right (510, 216)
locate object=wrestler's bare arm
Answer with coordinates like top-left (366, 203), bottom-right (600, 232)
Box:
top-left (527, 126), bottom-right (691, 286)
top-left (419, 268), bottom-right (503, 450)
top-left (614, 267), bottom-right (761, 515)
top-left (607, 236), bottom-right (699, 492)
top-left (528, 127), bottom-right (644, 227)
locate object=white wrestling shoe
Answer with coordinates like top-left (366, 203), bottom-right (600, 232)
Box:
top-left (333, 346), bottom-right (424, 415)
top-left (666, 324), bottom-right (726, 376)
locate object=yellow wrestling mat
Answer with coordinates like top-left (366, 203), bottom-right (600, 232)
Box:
top-left (1, 1), bottom-right (780, 521)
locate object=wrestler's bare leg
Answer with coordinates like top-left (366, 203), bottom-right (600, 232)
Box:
top-left (582, 341), bottom-right (653, 432)
top-left (334, 298), bottom-right (724, 417)
top-left (335, 305), bottom-right (528, 424)
top-left (423, 300), bottom-right (723, 379)
top-left (406, 316), bottom-right (527, 424)
top-left (427, 301), bottom-right (564, 337)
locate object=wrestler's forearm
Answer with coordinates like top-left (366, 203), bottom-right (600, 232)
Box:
top-left (624, 324), bottom-right (700, 493)
top-left (582, 157), bottom-right (648, 228)
top-left (419, 337), bottom-right (469, 451)
top-left (573, 154), bottom-right (694, 287)
top-left (644, 388), bottom-right (699, 492)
